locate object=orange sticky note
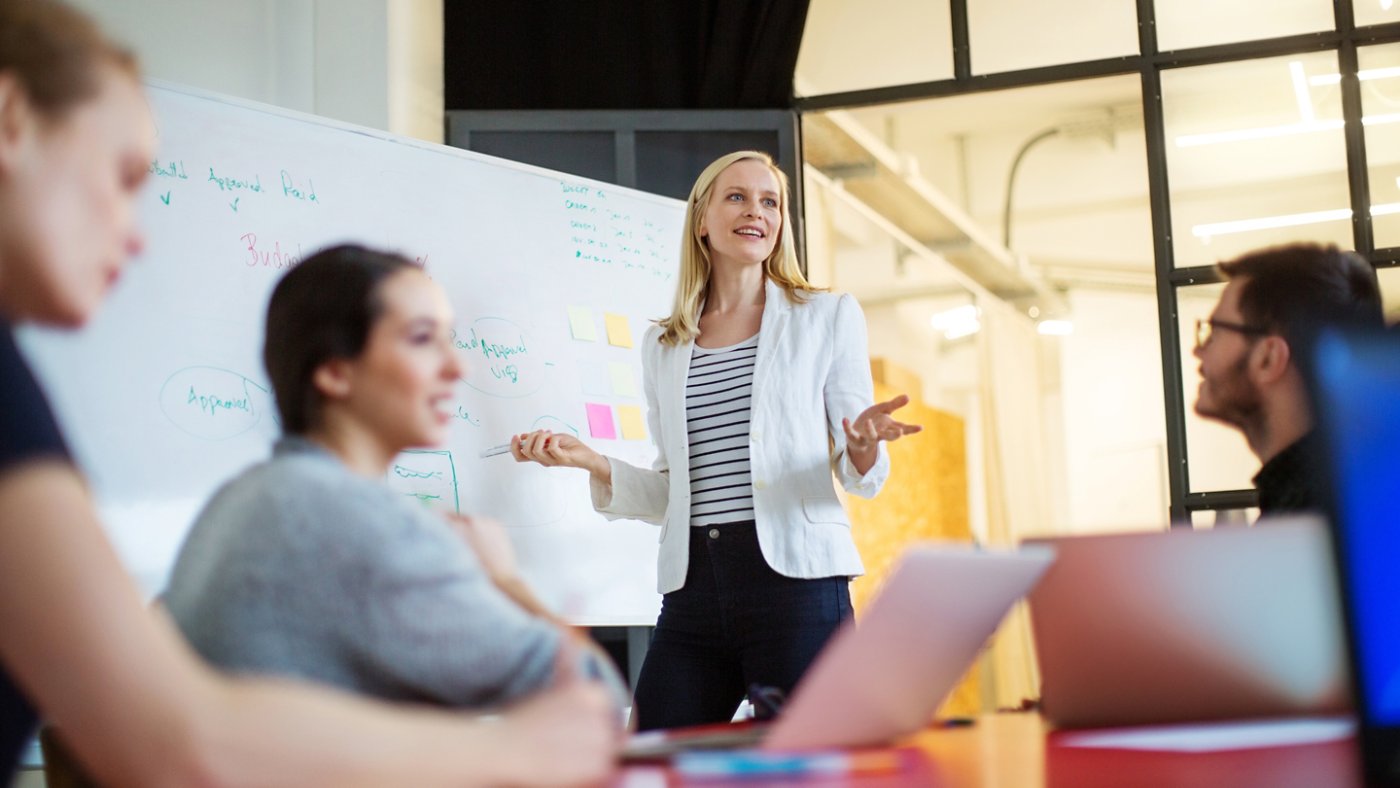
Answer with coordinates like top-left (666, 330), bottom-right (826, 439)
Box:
top-left (605, 313), bottom-right (633, 348)
top-left (617, 405), bottom-right (646, 441)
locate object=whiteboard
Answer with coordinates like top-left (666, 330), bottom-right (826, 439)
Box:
top-left (18, 81), bottom-right (681, 625)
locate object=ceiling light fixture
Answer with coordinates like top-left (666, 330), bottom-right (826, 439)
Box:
top-left (1174, 120), bottom-right (1343, 148)
top-left (1178, 62), bottom-right (1400, 148)
top-left (1173, 114), bottom-right (1400, 147)
top-left (929, 304), bottom-right (981, 340)
top-left (1308, 65), bottom-right (1400, 86)
top-left (1192, 203), bottom-right (1400, 240)
top-left (1037, 320), bottom-right (1074, 336)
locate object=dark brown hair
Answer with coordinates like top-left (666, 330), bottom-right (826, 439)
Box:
top-left (0, 0), bottom-right (138, 116)
top-left (1218, 243), bottom-right (1384, 347)
top-left (263, 245), bottom-right (420, 435)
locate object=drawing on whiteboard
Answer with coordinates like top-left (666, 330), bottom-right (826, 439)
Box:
top-left (452, 404), bottom-right (482, 426)
top-left (530, 415), bottom-right (580, 437)
top-left (388, 449), bottom-right (459, 514)
top-left (456, 316), bottom-right (548, 398)
top-left (158, 366), bottom-right (273, 441)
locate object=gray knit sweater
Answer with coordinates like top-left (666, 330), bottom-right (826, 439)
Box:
top-left (163, 437), bottom-right (561, 709)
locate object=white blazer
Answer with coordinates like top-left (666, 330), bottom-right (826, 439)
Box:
top-left (591, 278), bottom-right (889, 594)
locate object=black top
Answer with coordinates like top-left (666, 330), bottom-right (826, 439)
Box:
top-left (0, 319), bottom-right (71, 779)
top-left (1253, 431), bottom-right (1323, 517)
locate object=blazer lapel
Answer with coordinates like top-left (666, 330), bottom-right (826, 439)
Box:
top-left (752, 278), bottom-right (792, 400)
top-left (669, 336), bottom-right (695, 455)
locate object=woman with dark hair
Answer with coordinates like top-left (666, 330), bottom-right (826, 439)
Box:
top-left (0, 2), bottom-right (616, 785)
top-left (162, 244), bottom-right (627, 714)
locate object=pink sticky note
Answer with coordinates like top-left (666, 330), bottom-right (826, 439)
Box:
top-left (585, 403), bottom-right (616, 439)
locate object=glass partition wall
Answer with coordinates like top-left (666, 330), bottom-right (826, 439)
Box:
top-left (797, 0), bottom-right (1400, 525)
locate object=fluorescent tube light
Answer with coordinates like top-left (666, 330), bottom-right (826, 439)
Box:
top-left (930, 305), bottom-right (980, 340)
top-left (1308, 66), bottom-right (1400, 87)
top-left (1191, 203), bottom-right (1400, 239)
top-left (1174, 120), bottom-right (1343, 148)
top-left (1192, 209), bottom-right (1353, 239)
top-left (1037, 320), bottom-right (1074, 336)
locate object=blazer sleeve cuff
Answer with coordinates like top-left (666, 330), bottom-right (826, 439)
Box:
top-left (838, 443), bottom-right (889, 499)
top-left (592, 456), bottom-right (668, 524)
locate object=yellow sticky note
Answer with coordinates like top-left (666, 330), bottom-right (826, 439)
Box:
top-left (567, 306), bottom-right (597, 341)
top-left (609, 362), bottom-right (638, 397)
top-left (605, 313), bottom-right (633, 348)
top-left (617, 405), bottom-right (646, 441)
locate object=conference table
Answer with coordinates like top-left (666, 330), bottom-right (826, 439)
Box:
top-left (615, 712), bottom-right (1361, 786)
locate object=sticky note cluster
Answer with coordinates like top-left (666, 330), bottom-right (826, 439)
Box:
top-left (567, 305), bottom-right (646, 442)
top-left (583, 403), bottom-right (646, 441)
top-left (567, 306), bottom-right (633, 348)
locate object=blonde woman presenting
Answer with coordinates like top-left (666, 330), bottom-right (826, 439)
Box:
top-left (514, 151), bottom-right (919, 730)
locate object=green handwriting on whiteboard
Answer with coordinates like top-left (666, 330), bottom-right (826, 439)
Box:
top-left (457, 317), bottom-right (547, 399)
top-left (208, 167), bottom-right (262, 194)
top-left (454, 326), bottom-right (528, 362)
top-left (158, 366), bottom-right (273, 441)
top-left (149, 159), bottom-right (188, 179)
top-left (280, 169), bottom-right (319, 204)
top-left (387, 449), bottom-right (459, 513)
top-left (392, 465), bottom-right (443, 481)
top-left (186, 385), bottom-right (254, 418)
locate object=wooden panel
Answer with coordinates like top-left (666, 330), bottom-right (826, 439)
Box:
top-left (846, 359), bottom-right (975, 716)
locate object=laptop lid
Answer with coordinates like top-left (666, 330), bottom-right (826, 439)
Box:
top-left (622, 542), bottom-right (1054, 759)
top-left (1311, 328), bottom-right (1400, 784)
top-left (762, 543), bottom-right (1054, 750)
top-left (1026, 521), bottom-right (1349, 729)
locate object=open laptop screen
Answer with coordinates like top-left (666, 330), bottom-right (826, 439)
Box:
top-left (1314, 329), bottom-right (1400, 728)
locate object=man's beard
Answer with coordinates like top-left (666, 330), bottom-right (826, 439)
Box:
top-left (1196, 353), bottom-right (1263, 430)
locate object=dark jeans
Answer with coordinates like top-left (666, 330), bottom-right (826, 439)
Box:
top-left (632, 520), bottom-right (853, 731)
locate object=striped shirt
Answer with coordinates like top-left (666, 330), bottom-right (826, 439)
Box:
top-left (686, 333), bottom-right (759, 526)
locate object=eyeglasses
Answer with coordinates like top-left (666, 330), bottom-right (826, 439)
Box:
top-left (1195, 318), bottom-right (1269, 349)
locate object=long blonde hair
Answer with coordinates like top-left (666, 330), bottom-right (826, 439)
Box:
top-left (656, 151), bottom-right (822, 346)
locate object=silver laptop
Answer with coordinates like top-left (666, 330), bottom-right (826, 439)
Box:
top-left (624, 542), bottom-right (1054, 757)
top-left (1026, 518), bottom-right (1350, 729)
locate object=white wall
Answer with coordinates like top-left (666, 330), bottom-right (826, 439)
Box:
top-left (69, 0), bottom-right (443, 142)
top-left (1055, 288), bottom-right (1171, 531)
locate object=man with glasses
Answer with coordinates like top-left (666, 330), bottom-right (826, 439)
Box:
top-left (1192, 242), bottom-right (1383, 515)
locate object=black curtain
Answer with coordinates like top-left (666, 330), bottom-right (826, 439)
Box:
top-left (444, 1), bottom-right (812, 110)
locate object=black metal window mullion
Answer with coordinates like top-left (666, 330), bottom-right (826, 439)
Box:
top-left (792, 2), bottom-right (1398, 522)
top-left (950, 0), bottom-right (971, 81)
top-left (1137, 0), bottom-right (1192, 525)
top-left (1336, 0), bottom-right (1376, 256)
top-left (796, 23), bottom-right (1400, 115)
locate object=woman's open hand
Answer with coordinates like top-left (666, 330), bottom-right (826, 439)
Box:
top-left (842, 394), bottom-right (922, 474)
